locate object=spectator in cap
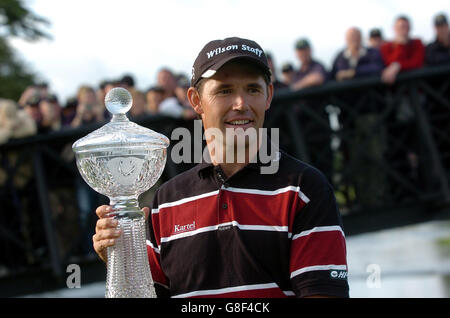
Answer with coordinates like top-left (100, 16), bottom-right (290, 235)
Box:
top-left (293, 39), bottom-right (333, 180)
top-left (330, 27), bottom-right (384, 81)
top-left (281, 62), bottom-right (295, 86)
top-left (380, 15), bottom-right (425, 84)
top-left (368, 28), bottom-right (384, 49)
top-left (291, 38), bottom-right (327, 90)
top-left (425, 13), bottom-right (450, 66)
top-left (145, 86), bottom-right (165, 114)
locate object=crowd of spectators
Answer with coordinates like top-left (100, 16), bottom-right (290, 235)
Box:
top-left (1, 68), bottom-right (197, 142)
top-left (0, 12), bottom-right (449, 143)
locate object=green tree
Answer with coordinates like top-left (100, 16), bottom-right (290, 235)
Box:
top-left (0, 0), bottom-right (51, 100)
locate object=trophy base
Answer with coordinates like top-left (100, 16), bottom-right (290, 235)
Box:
top-left (105, 198), bottom-right (157, 298)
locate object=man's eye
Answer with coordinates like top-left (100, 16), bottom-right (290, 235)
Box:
top-left (248, 87), bottom-right (261, 93)
top-left (218, 89), bottom-right (232, 94)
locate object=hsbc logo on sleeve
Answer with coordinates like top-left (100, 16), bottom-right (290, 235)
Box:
top-left (330, 270), bottom-right (348, 280)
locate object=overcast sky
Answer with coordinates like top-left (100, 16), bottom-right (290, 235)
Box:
top-left (8, 0), bottom-right (450, 102)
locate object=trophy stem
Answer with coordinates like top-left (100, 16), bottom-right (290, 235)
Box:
top-left (108, 196), bottom-right (143, 218)
top-left (105, 196), bottom-right (156, 298)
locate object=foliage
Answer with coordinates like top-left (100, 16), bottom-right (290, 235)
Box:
top-left (0, 0), bottom-right (51, 100)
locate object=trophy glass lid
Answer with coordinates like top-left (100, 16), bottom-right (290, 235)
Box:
top-left (72, 87), bottom-right (170, 154)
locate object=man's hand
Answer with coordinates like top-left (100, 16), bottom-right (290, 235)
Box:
top-left (381, 62), bottom-right (401, 85)
top-left (336, 69), bottom-right (355, 81)
top-left (93, 205), bottom-right (150, 263)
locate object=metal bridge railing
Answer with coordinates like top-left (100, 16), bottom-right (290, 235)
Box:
top-left (269, 64), bottom-right (450, 212)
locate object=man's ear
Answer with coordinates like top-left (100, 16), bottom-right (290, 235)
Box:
top-left (265, 83), bottom-right (274, 111)
top-left (187, 87), bottom-right (204, 115)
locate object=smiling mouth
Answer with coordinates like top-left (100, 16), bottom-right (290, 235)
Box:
top-left (225, 119), bottom-right (253, 125)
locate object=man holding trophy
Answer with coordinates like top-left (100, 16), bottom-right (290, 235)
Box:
top-left (92, 37), bottom-right (349, 298)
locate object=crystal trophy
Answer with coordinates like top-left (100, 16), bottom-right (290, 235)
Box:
top-left (72, 87), bottom-right (169, 297)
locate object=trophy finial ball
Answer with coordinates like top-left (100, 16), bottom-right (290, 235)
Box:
top-left (105, 87), bottom-right (133, 115)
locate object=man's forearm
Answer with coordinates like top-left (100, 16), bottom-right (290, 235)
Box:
top-left (292, 72), bottom-right (325, 90)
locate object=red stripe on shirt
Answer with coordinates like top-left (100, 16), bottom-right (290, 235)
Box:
top-left (147, 244), bottom-right (168, 287)
top-left (157, 188), bottom-right (308, 240)
top-left (290, 230), bottom-right (347, 275)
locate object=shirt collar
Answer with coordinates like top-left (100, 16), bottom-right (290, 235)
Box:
top-left (343, 47), bottom-right (367, 59)
top-left (196, 149), bottom-right (282, 178)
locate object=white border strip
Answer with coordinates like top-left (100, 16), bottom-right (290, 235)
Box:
top-left (224, 185), bottom-right (310, 203)
top-left (146, 239), bottom-right (160, 254)
top-left (291, 225), bottom-right (345, 241)
top-left (160, 221), bottom-right (289, 244)
top-left (172, 282), bottom-right (293, 298)
top-left (159, 190), bottom-right (220, 210)
top-left (290, 264), bottom-right (347, 279)
top-left (156, 185), bottom-right (310, 212)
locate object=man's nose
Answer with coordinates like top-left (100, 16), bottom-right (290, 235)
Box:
top-left (232, 93), bottom-right (249, 111)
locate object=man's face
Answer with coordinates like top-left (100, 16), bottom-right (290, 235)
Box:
top-left (25, 104), bottom-right (41, 122)
top-left (188, 60), bottom-right (273, 154)
top-left (346, 28), bottom-right (362, 51)
top-left (157, 70), bottom-right (177, 93)
top-left (295, 48), bottom-right (311, 65)
top-left (146, 91), bottom-right (163, 105)
top-left (79, 90), bottom-right (97, 106)
top-left (39, 101), bottom-right (55, 121)
top-left (436, 23), bottom-right (450, 40)
top-left (369, 36), bottom-right (382, 48)
top-left (394, 18), bottom-right (410, 38)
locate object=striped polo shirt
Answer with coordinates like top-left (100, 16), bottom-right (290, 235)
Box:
top-left (146, 150), bottom-right (349, 298)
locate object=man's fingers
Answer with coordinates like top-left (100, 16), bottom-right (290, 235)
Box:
top-left (142, 207), bottom-right (150, 220)
top-left (93, 238), bottom-right (116, 262)
top-left (95, 217), bottom-right (119, 231)
top-left (96, 205), bottom-right (114, 218)
top-left (94, 238), bottom-right (116, 250)
top-left (93, 228), bottom-right (122, 242)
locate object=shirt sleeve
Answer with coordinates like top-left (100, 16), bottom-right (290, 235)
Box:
top-left (311, 62), bottom-right (328, 80)
top-left (146, 189), bottom-right (170, 297)
top-left (330, 52), bottom-right (344, 80)
top-left (290, 167), bottom-right (349, 298)
top-left (380, 40), bottom-right (425, 71)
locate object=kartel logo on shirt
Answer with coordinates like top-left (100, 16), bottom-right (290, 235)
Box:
top-left (174, 221), bottom-right (196, 234)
